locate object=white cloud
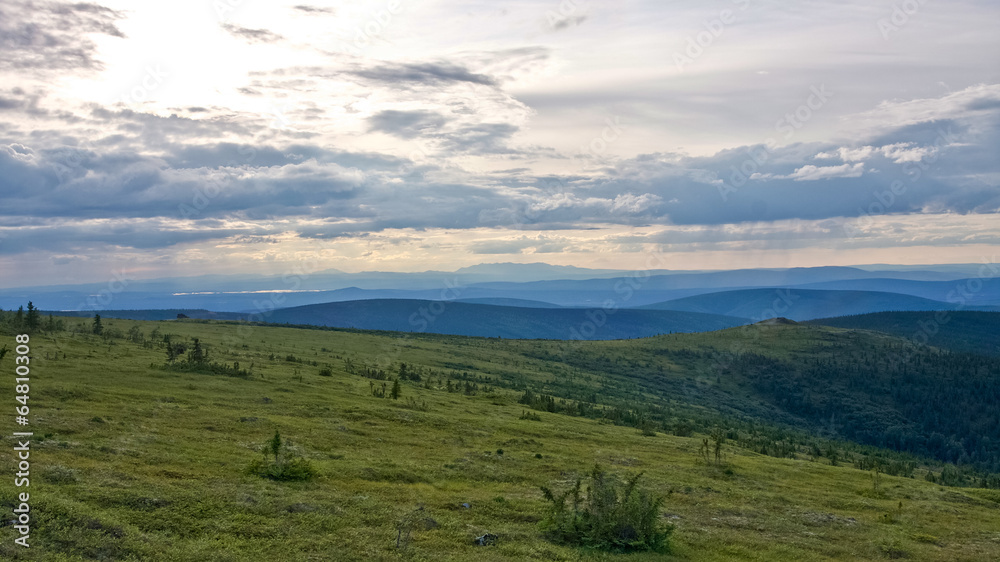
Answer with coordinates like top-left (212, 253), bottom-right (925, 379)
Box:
top-left (815, 143), bottom-right (939, 164)
top-left (786, 163), bottom-right (865, 181)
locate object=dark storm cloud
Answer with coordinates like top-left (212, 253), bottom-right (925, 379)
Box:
top-left (0, 0), bottom-right (124, 74)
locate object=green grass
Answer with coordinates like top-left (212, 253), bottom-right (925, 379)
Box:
top-left (1, 318), bottom-right (1000, 560)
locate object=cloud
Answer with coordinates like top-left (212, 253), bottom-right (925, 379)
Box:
top-left (816, 143), bottom-right (939, 164)
top-left (815, 146), bottom-right (874, 162)
top-left (221, 23), bottom-right (285, 44)
top-left (550, 15), bottom-right (588, 31)
top-left (452, 47), bottom-right (551, 84)
top-left (439, 123), bottom-right (521, 155)
top-left (785, 163), bottom-right (865, 181)
top-left (367, 110), bottom-right (447, 139)
top-left (0, 0), bottom-right (124, 74)
top-left (292, 5), bottom-right (335, 15)
top-left (0, 220), bottom-right (255, 255)
top-left (0, 96), bottom-right (23, 110)
top-left (346, 61), bottom-right (497, 88)
top-left (610, 193), bottom-right (662, 213)
top-left (2, 80), bottom-right (996, 250)
top-left (848, 84), bottom-right (1000, 138)
top-left (0, 0), bottom-right (996, 278)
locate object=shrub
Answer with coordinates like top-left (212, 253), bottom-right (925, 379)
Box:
top-left (539, 465), bottom-right (672, 553)
top-left (911, 533), bottom-right (940, 545)
top-left (638, 419), bottom-right (658, 436)
top-left (246, 431), bottom-right (317, 482)
top-left (247, 457), bottom-right (317, 481)
top-left (672, 421), bottom-right (694, 437)
top-left (42, 465), bottom-right (80, 484)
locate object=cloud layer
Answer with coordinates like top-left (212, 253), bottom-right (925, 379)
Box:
top-left (0, 0), bottom-right (998, 285)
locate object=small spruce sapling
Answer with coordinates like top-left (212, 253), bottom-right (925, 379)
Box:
top-left (270, 430), bottom-right (282, 462)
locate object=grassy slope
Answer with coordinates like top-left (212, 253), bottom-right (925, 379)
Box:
top-left (2, 319), bottom-right (1000, 561)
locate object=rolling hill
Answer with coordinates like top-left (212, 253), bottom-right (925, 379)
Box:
top-left (452, 298), bottom-right (561, 308)
top-left (793, 277), bottom-right (1000, 306)
top-left (259, 299), bottom-right (750, 339)
top-left (639, 288), bottom-right (977, 321)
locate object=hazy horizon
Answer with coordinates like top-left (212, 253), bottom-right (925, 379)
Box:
top-left (2, 260), bottom-right (999, 292)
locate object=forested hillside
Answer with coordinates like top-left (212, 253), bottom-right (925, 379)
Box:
top-left (810, 311), bottom-right (1000, 356)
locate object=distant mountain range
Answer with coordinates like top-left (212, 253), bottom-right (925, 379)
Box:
top-left (15, 263), bottom-right (1000, 341)
top-left (639, 288), bottom-right (997, 322)
top-left (793, 278), bottom-right (1000, 306)
top-left (8, 264), bottom-right (999, 312)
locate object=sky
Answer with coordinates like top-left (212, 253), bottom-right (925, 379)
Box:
top-left (0, 0), bottom-right (998, 288)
